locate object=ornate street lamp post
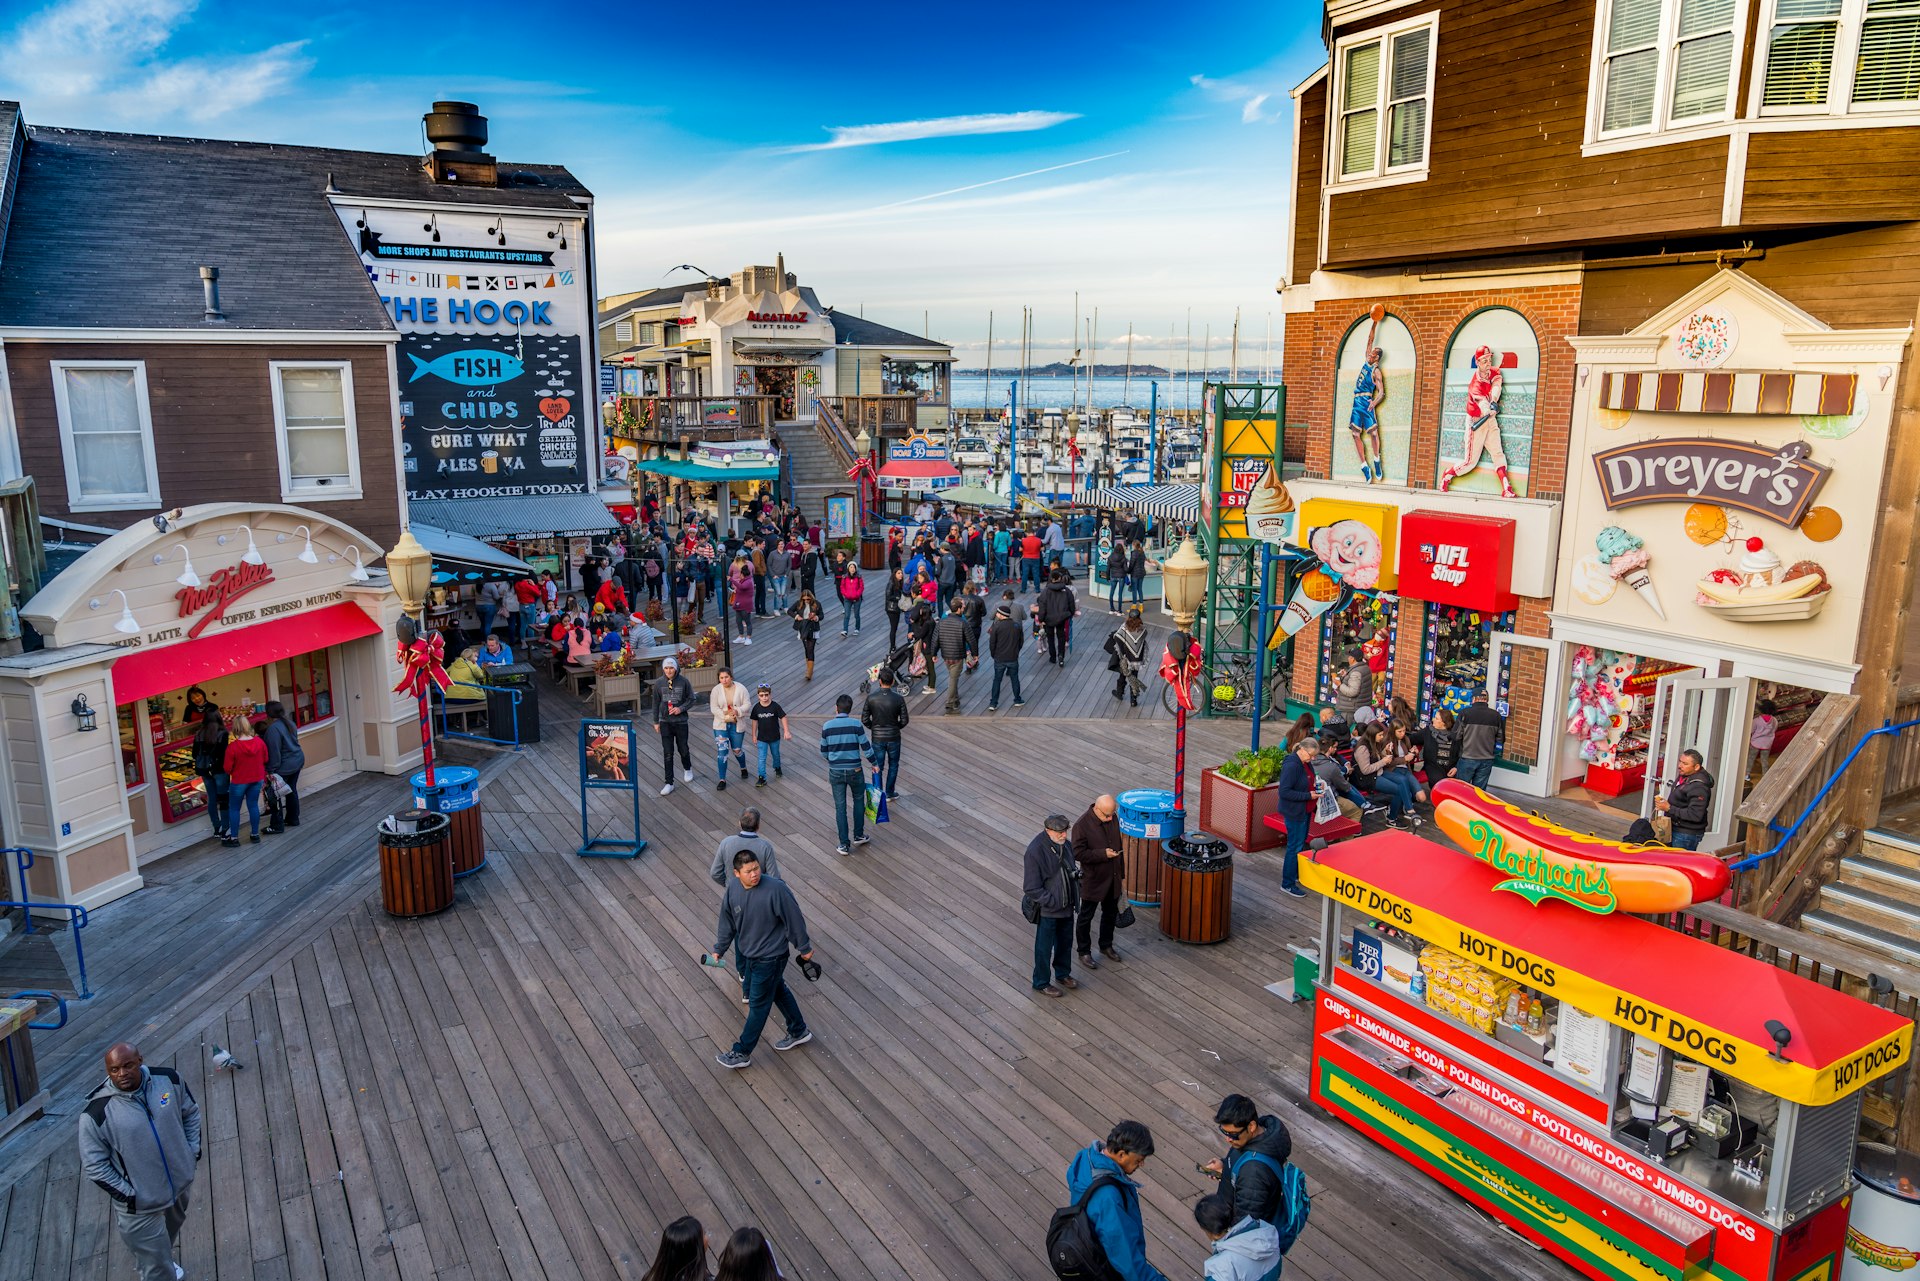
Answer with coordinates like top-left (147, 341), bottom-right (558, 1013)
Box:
top-left (1159, 537), bottom-right (1209, 814)
top-left (386, 528), bottom-right (441, 788)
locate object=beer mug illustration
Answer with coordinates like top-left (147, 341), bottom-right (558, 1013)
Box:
top-left (480, 449), bottom-right (500, 474)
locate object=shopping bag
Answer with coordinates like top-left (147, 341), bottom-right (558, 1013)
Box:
top-left (1313, 781), bottom-right (1340, 825)
top-left (1116, 902), bottom-right (1136, 930)
top-left (269, 772), bottom-right (292, 800)
top-left (867, 770), bottom-right (889, 823)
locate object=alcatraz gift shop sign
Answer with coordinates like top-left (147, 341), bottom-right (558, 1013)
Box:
top-left (1592, 437), bottom-right (1831, 528)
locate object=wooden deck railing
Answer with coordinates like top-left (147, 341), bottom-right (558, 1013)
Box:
top-left (1649, 899), bottom-right (1920, 1148)
top-left (607, 395), bottom-right (782, 441)
top-left (819, 394), bottom-right (918, 436)
top-left (1727, 694), bottom-right (1860, 922)
top-left (1882, 683), bottom-right (1920, 806)
top-left (812, 399), bottom-right (858, 476)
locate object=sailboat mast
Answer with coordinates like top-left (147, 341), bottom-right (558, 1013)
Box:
top-left (1123, 324), bottom-right (1134, 405)
top-left (984, 311), bottom-right (994, 413)
top-left (1230, 307), bottom-right (1241, 382)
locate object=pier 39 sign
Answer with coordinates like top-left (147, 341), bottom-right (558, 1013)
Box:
top-left (1591, 437), bottom-right (1830, 528)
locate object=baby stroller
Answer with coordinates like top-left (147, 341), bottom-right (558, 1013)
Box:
top-left (861, 641), bottom-right (919, 695)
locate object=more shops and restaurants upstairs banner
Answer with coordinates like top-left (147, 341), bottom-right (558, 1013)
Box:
top-left (1299, 834), bottom-right (1912, 1107)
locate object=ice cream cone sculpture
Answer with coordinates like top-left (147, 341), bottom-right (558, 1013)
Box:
top-left (1595, 525), bottom-right (1664, 620)
top-left (1268, 569), bottom-right (1344, 648)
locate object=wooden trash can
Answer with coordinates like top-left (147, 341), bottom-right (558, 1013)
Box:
top-left (1160, 836), bottom-right (1233, 945)
top-left (379, 811), bottom-right (455, 918)
top-left (860, 535), bottom-right (886, 570)
top-left (412, 766), bottom-right (487, 877)
top-left (1117, 789), bottom-right (1187, 907)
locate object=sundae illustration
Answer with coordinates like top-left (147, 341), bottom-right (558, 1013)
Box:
top-left (1244, 467), bottom-right (1295, 542)
top-left (1596, 525), bottom-right (1664, 620)
top-left (1694, 536), bottom-right (1831, 621)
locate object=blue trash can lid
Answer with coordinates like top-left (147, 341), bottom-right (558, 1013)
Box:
top-left (409, 765), bottom-right (479, 790)
top-left (1117, 788), bottom-right (1178, 815)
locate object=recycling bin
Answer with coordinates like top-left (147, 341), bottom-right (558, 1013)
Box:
top-left (377, 810), bottom-right (454, 917)
top-left (1117, 789), bottom-right (1186, 907)
top-left (1160, 835), bottom-right (1233, 944)
top-left (484, 662), bottom-right (539, 743)
top-left (411, 766), bottom-right (487, 877)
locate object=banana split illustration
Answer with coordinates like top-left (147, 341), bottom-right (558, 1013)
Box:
top-left (1694, 536), bottom-right (1831, 621)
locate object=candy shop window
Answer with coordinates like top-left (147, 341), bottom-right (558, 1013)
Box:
top-left (1564, 648), bottom-right (1698, 803)
top-left (1318, 595), bottom-right (1398, 708)
top-left (271, 650), bottom-right (335, 727)
top-left (118, 702), bottom-right (144, 788)
top-left (1418, 607), bottom-right (1515, 724)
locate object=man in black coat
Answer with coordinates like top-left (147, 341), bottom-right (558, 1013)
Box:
top-left (1037, 571), bottom-right (1078, 667)
top-left (861, 670), bottom-right (910, 798)
top-left (1202, 1093), bottom-right (1294, 1226)
top-left (1276, 739), bottom-right (1318, 897)
top-left (986, 605), bottom-right (1026, 711)
top-left (1022, 814), bottom-right (1079, 997)
top-left (933, 602), bottom-right (971, 714)
top-left (1071, 794), bottom-right (1125, 967)
top-left (1657, 749), bottom-right (1715, 850)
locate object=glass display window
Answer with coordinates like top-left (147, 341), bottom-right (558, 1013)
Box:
top-left (1418, 607), bottom-right (1516, 721)
top-left (271, 650), bottom-right (335, 725)
top-left (118, 702), bottom-right (144, 788)
top-left (881, 358), bottom-right (948, 405)
top-left (1318, 595), bottom-right (1398, 707)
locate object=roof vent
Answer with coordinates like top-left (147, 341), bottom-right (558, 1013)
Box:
top-left (199, 265), bottom-right (225, 322)
top-left (422, 101), bottom-right (497, 187)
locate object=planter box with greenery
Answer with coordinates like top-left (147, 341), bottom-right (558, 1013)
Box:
top-left (1199, 747), bottom-right (1287, 852)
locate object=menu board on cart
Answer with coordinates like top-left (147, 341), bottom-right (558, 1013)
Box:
top-left (1552, 1002), bottom-right (1612, 1088)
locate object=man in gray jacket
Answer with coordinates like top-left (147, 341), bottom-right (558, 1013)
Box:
top-left (709, 807), bottom-right (781, 885)
top-left (1331, 650), bottom-right (1372, 718)
top-left (653, 656), bottom-right (696, 796)
top-left (710, 848), bottom-right (815, 1069)
top-left (934, 603), bottom-right (971, 714)
top-left (79, 1043), bottom-right (201, 1281)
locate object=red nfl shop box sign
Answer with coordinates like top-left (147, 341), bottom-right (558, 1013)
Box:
top-left (1395, 511), bottom-right (1518, 612)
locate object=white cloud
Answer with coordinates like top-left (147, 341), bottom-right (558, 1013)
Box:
top-left (0, 0), bottom-right (309, 125)
top-left (1191, 72), bottom-right (1285, 125)
top-left (779, 110), bottom-right (1080, 152)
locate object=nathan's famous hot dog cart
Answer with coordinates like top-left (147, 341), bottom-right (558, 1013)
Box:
top-left (1301, 806), bottom-right (1912, 1281)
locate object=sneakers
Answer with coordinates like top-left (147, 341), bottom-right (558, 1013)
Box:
top-left (717, 780), bottom-right (727, 791)
top-left (773, 1029), bottom-right (813, 1051)
top-left (683, 769), bottom-right (694, 783)
top-left (220, 838), bottom-right (239, 848)
top-left (851, 834), bottom-right (871, 847)
top-left (735, 754), bottom-right (749, 774)
top-left (715, 1050), bottom-right (751, 1070)
top-left (1282, 884), bottom-right (1308, 898)
top-left (840, 630), bottom-right (849, 638)
top-left (987, 704), bottom-right (999, 712)
top-left (774, 767), bottom-right (782, 777)
top-left (660, 783), bottom-right (675, 796)
top-left (1386, 815), bottom-right (1408, 830)
top-left (174, 1265), bottom-right (185, 1281)
top-left (756, 775), bottom-right (766, 787)
top-left (1012, 700), bottom-right (1026, 707)
top-left (836, 844), bottom-right (851, 856)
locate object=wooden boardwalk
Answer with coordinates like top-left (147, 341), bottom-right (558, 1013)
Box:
top-left (0, 575), bottom-right (1575, 1281)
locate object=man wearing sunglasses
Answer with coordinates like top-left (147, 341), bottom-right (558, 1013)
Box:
top-left (1201, 1094), bottom-right (1293, 1228)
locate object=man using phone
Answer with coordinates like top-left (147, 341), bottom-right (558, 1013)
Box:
top-left (710, 850), bottom-right (814, 1070)
top-left (1199, 1094), bottom-right (1293, 1228)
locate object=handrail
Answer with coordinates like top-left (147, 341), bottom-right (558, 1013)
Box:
top-left (9, 990), bottom-right (70, 1030)
top-left (3, 847), bottom-right (31, 932)
top-left (1731, 715), bottom-right (1920, 871)
top-left (434, 679), bottom-right (523, 750)
top-left (0, 902), bottom-right (92, 998)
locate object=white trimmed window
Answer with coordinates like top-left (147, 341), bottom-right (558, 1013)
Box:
top-left (269, 362), bottom-right (361, 500)
top-left (1596, 0), bottom-right (1742, 137)
top-left (1332, 13), bottom-right (1438, 185)
top-left (1758, 0), bottom-right (1920, 114)
top-left (50, 361), bottom-right (160, 510)
top-left (614, 319), bottom-right (634, 343)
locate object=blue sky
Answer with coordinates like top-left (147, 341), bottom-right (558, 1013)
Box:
top-left (0, 0), bottom-right (1328, 364)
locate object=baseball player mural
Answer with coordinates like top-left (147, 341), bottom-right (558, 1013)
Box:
top-left (1437, 307), bottom-right (1539, 499)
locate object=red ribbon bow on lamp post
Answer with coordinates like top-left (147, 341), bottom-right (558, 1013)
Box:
top-left (1159, 637), bottom-right (1203, 713)
top-left (393, 631), bottom-right (452, 697)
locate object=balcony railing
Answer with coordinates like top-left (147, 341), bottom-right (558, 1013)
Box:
top-left (818, 394), bottom-right (918, 436)
top-left (606, 395), bottom-right (781, 441)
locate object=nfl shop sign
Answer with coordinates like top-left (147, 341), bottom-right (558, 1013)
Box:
top-left (1395, 511), bottom-right (1518, 612)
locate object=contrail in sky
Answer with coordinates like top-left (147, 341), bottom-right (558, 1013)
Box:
top-left (877, 151), bottom-right (1130, 209)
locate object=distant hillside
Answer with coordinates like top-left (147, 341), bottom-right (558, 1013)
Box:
top-left (953, 362), bottom-right (1177, 377)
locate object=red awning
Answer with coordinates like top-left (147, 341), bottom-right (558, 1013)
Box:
top-left (109, 602), bottom-right (381, 706)
top-left (876, 459), bottom-right (960, 491)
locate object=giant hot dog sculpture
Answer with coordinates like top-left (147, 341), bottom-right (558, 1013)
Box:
top-left (1431, 778), bottom-right (1731, 914)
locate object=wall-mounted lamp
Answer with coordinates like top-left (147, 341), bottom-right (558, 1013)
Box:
top-left (153, 542), bottom-right (201, 587)
top-left (344, 546), bottom-right (372, 582)
top-left (217, 526), bottom-right (263, 565)
top-left (1765, 1018), bottom-right (1793, 1061)
top-left (486, 218), bottom-right (506, 246)
top-left (422, 213), bottom-right (441, 243)
top-left (88, 588), bottom-right (140, 635)
top-left (279, 525), bottom-right (319, 564)
top-left (70, 693), bottom-right (98, 732)
top-left (547, 220), bottom-right (568, 250)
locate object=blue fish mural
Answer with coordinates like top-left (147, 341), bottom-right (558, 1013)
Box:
top-left (407, 350), bottom-right (524, 386)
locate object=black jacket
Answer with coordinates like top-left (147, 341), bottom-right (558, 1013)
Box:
top-left (1037, 581), bottom-right (1076, 625)
top-left (1226, 1115), bottom-right (1295, 1225)
top-left (862, 689), bottom-right (910, 741)
top-left (652, 673), bottom-right (695, 725)
top-left (1021, 831), bottom-right (1078, 918)
top-left (988, 617), bottom-right (1023, 663)
top-left (934, 614), bottom-right (970, 660)
top-left (1277, 753), bottom-right (1315, 815)
top-left (1667, 769), bottom-right (1715, 834)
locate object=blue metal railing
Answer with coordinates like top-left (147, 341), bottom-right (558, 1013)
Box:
top-left (1730, 716), bottom-right (1920, 871)
top-left (433, 679), bottom-right (524, 750)
top-left (10, 991), bottom-right (69, 1030)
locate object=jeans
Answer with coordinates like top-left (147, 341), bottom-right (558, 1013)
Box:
top-left (660, 722), bottom-right (691, 781)
top-left (830, 772), bottom-right (866, 847)
top-left (888, 611), bottom-right (903, 648)
top-left (1108, 575), bottom-right (1125, 610)
top-left (1672, 829), bottom-right (1704, 851)
top-left (841, 597), bottom-right (863, 632)
top-left (117, 1188), bottom-right (190, 1281)
top-left (714, 725), bottom-right (746, 777)
top-left (1022, 559), bottom-right (1042, 592)
top-left (771, 574), bottom-right (789, 611)
top-left (1045, 621), bottom-right (1070, 664)
top-left (990, 661), bottom-right (1023, 706)
top-left (756, 739), bottom-right (783, 777)
top-left (274, 767), bottom-right (301, 826)
top-left (1129, 574), bottom-right (1145, 606)
top-left (1281, 805), bottom-right (1311, 888)
top-left (1456, 757), bottom-right (1495, 789)
top-left (1366, 770), bottom-right (1417, 819)
top-left (477, 602), bottom-right (497, 639)
top-left (945, 659), bottom-right (965, 710)
top-left (1076, 883), bottom-right (1119, 954)
top-left (992, 551), bottom-right (1008, 582)
top-left (199, 771), bottom-right (229, 835)
top-left (738, 611), bottom-right (754, 637)
top-left (870, 739), bottom-right (901, 794)
top-left (227, 781), bottom-right (262, 838)
top-left (1031, 916), bottom-right (1074, 989)
top-left (733, 954), bottom-right (806, 1056)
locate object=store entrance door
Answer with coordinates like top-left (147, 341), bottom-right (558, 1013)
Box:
top-left (757, 366), bottom-right (796, 420)
top-left (1642, 674), bottom-right (1750, 850)
top-left (1486, 630), bottom-right (1557, 797)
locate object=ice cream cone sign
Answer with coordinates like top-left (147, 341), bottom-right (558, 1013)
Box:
top-left (1595, 525), bottom-right (1665, 620)
top-left (1245, 467), bottom-right (1295, 543)
top-left (1269, 516), bottom-right (1386, 648)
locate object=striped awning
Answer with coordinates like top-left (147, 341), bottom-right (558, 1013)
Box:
top-left (1598, 370), bottom-right (1857, 416)
top-left (1074, 483), bottom-right (1200, 522)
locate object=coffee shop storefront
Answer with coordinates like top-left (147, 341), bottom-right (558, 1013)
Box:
top-left (2, 503), bottom-right (426, 913)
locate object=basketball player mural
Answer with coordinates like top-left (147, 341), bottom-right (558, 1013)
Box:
top-left (1348, 304), bottom-right (1389, 484)
top-left (1440, 344), bottom-right (1518, 498)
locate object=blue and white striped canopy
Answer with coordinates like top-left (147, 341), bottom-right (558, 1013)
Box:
top-left (1074, 483), bottom-right (1200, 522)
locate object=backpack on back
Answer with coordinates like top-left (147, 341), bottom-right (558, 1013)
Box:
top-left (1046, 1174), bottom-right (1126, 1281)
top-left (1232, 1152), bottom-right (1312, 1254)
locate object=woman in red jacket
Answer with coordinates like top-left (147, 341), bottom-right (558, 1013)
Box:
top-left (221, 713), bottom-right (270, 847)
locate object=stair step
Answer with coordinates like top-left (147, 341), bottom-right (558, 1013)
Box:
top-left (1800, 909), bottom-right (1920, 968)
top-left (1841, 855), bottom-right (1920, 905)
top-left (1815, 881), bottom-right (1920, 941)
top-left (1861, 829), bottom-right (1920, 869)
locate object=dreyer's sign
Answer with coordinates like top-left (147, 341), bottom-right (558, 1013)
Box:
top-left (1592, 438), bottom-right (1830, 528)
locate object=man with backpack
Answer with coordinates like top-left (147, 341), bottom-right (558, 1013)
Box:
top-left (1055, 1120), bottom-right (1171, 1281)
top-left (1200, 1095), bottom-right (1295, 1228)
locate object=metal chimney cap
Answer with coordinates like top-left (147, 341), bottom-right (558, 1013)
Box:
top-left (198, 265), bottom-right (219, 281)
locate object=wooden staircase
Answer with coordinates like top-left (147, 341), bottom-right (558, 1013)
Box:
top-left (1802, 827), bottom-right (1920, 966)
